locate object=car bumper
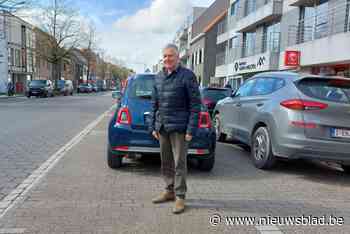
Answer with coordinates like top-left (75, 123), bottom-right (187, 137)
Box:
top-left (28, 90), bottom-right (45, 96)
top-left (109, 123), bottom-right (215, 158)
top-left (274, 136), bottom-right (350, 163)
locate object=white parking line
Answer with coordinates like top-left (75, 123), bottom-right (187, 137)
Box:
top-left (0, 106), bottom-right (113, 220)
top-left (0, 228), bottom-right (26, 234)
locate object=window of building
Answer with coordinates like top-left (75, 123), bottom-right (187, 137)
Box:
top-left (299, 0), bottom-right (330, 42)
top-left (10, 48), bottom-right (14, 66)
top-left (15, 49), bottom-right (20, 67)
top-left (199, 48), bottom-right (202, 64)
top-left (263, 22), bottom-right (281, 53)
top-left (230, 0), bottom-right (240, 16)
top-left (243, 31), bottom-right (256, 57)
top-left (244, 0), bottom-right (257, 17)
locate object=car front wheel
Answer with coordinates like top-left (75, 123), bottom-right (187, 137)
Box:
top-left (107, 145), bottom-right (122, 169)
top-left (214, 114), bottom-right (225, 142)
top-left (251, 127), bottom-right (276, 169)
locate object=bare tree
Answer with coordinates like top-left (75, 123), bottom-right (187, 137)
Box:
top-left (81, 21), bottom-right (98, 81)
top-left (97, 49), bottom-right (108, 80)
top-left (36, 0), bottom-right (82, 81)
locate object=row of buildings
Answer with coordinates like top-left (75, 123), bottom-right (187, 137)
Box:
top-left (0, 11), bottom-right (113, 94)
top-left (154, 0), bottom-right (350, 90)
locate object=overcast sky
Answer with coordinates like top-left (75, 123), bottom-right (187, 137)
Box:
top-left (19, 0), bottom-right (216, 73)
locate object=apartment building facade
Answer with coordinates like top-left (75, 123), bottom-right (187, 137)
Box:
top-left (190, 0), bottom-right (230, 87)
top-left (174, 7), bottom-right (207, 69)
top-left (215, 0), bottom-right (350, 90)
top-left (0, 12), bottom-right (35, 94)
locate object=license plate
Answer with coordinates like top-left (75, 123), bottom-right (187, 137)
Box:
top-left (331, 128), bottom-right (350, 139)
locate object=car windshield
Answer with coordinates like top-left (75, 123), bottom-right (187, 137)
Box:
top-left (201, 89), bottom-right (231, 102)
top-left (297, 78), bottom-right (350, 104)
top-left (30, 80), bottom-right (46, 86)
top-left (129, 75), bottom-right (155, 99)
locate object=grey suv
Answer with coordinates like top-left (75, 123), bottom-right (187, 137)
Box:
top-left (213, 72), bottom-right (350, 172)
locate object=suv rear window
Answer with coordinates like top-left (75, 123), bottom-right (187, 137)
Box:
top-left (201, 89), bottom-right (231, 102)
top-left (296, 77), bottom-right (350, 104)
top-left (129, 75), bottom-right (155, 99)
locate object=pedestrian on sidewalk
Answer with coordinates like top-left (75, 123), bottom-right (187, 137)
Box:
top-left (149, 43), bottom-right (201, 214)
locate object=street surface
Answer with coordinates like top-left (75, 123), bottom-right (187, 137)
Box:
top-left (0, 96), bottom-right (349, 233)
top-left (0, 93), bottom-right (113, 201)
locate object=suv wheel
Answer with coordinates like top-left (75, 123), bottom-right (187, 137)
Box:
top-left (198, 152), bottom-right (215, 172)
top-left (107, 145), bottom-right (122, 169)
top-left (251, 127), bottom-right (276, 169)
top-left (214, 114), bottom-right (225, 142)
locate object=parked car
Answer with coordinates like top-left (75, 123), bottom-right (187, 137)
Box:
top-left (26, 80), bottom-right (54, 98)
top-left (55, 80), bottom-right (74, 96)
top-left (213, 72), bottom-right (350, 172)
top-left (107, 73), bottom-right (216, 171)
top-left (200, 87), bottom-right (231, 116)
top-left (64, 80), bottom-right (74, 95)
top-left (77, 83), bottom-right (93, 93)
top-left (97, 80), bottom-right (107, 91)
top-left (91, 83), bottom-right (99, 92)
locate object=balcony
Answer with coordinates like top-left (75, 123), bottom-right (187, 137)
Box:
top-left (289, 0), bottom-right (324, 7)
top-left (283, 1), bottom-right (350, 68)
top-left (179, 47), bottom-right (189, 60)
top-left (235, 0), bottom-right (283, 33)
top-left (287, 1), bottom-right (350, 47)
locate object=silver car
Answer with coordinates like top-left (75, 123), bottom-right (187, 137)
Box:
top-left (213, 72), bottom-right (350, 171)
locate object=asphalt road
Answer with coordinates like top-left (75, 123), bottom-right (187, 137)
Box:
top-left (0, 92), bottom-right (113, 201)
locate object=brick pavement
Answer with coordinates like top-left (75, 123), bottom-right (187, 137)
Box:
top-left (0, 114), bottom-right (350, 234)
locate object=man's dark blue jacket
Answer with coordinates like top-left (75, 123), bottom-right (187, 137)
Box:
top-left (149, 65), bottom-right (201, 135)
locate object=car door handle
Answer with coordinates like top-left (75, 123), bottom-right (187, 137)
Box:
top-left (256, 103), bottom-right (264, 107)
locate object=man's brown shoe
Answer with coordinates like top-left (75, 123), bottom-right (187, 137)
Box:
top-left (172, 198), bottom-right (185, 214)
top-left (152, 191), bottom-right (175, 204)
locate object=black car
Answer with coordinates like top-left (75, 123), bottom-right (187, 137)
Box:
top-left (77, 83), bottom-right (93, 93)
top-left (200, 87), bottom-right (231, 116)
top-left (27, 80), bottom-right (54, 98)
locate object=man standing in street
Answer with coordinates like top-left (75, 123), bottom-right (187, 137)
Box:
top-left (149, 44), bottom-right (201, 214)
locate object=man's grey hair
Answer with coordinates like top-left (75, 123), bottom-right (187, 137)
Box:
top-left (162, 43), bottom-right (179, 55)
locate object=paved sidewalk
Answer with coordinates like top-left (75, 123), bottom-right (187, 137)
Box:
top-left (0, 112), bottom-right (349, 234)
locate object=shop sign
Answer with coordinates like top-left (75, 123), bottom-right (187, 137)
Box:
top-left (284, 50), bottom-right (300, 66)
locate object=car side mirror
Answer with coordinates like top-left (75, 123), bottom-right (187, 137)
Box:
top-left (231, 89), bottom-right (238, 97)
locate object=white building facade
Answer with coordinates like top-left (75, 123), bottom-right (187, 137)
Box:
top-left (0, 12), bottom-right (35, 94)
top-left (215, 0), bottom-right (350, 90)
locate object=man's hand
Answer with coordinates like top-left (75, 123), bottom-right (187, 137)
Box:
top-left (185, 134), bottom-right (192, 142)
top-left (152, 131), bottom-right (160, 140)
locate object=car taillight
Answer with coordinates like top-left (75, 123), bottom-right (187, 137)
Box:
top-left (203, 98), bottom-right (212, 105)
top-left (280, 99), bottom-right (328, 111)
top-left (116, 107), bottom-right (131, 125)
top-left (198, 112), bottom-right (211, 128)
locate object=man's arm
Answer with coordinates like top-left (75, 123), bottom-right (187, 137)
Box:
top-left (185, 71), bottom-right (201, 136)
top-left (149, 82), bottom-right (158, 134)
